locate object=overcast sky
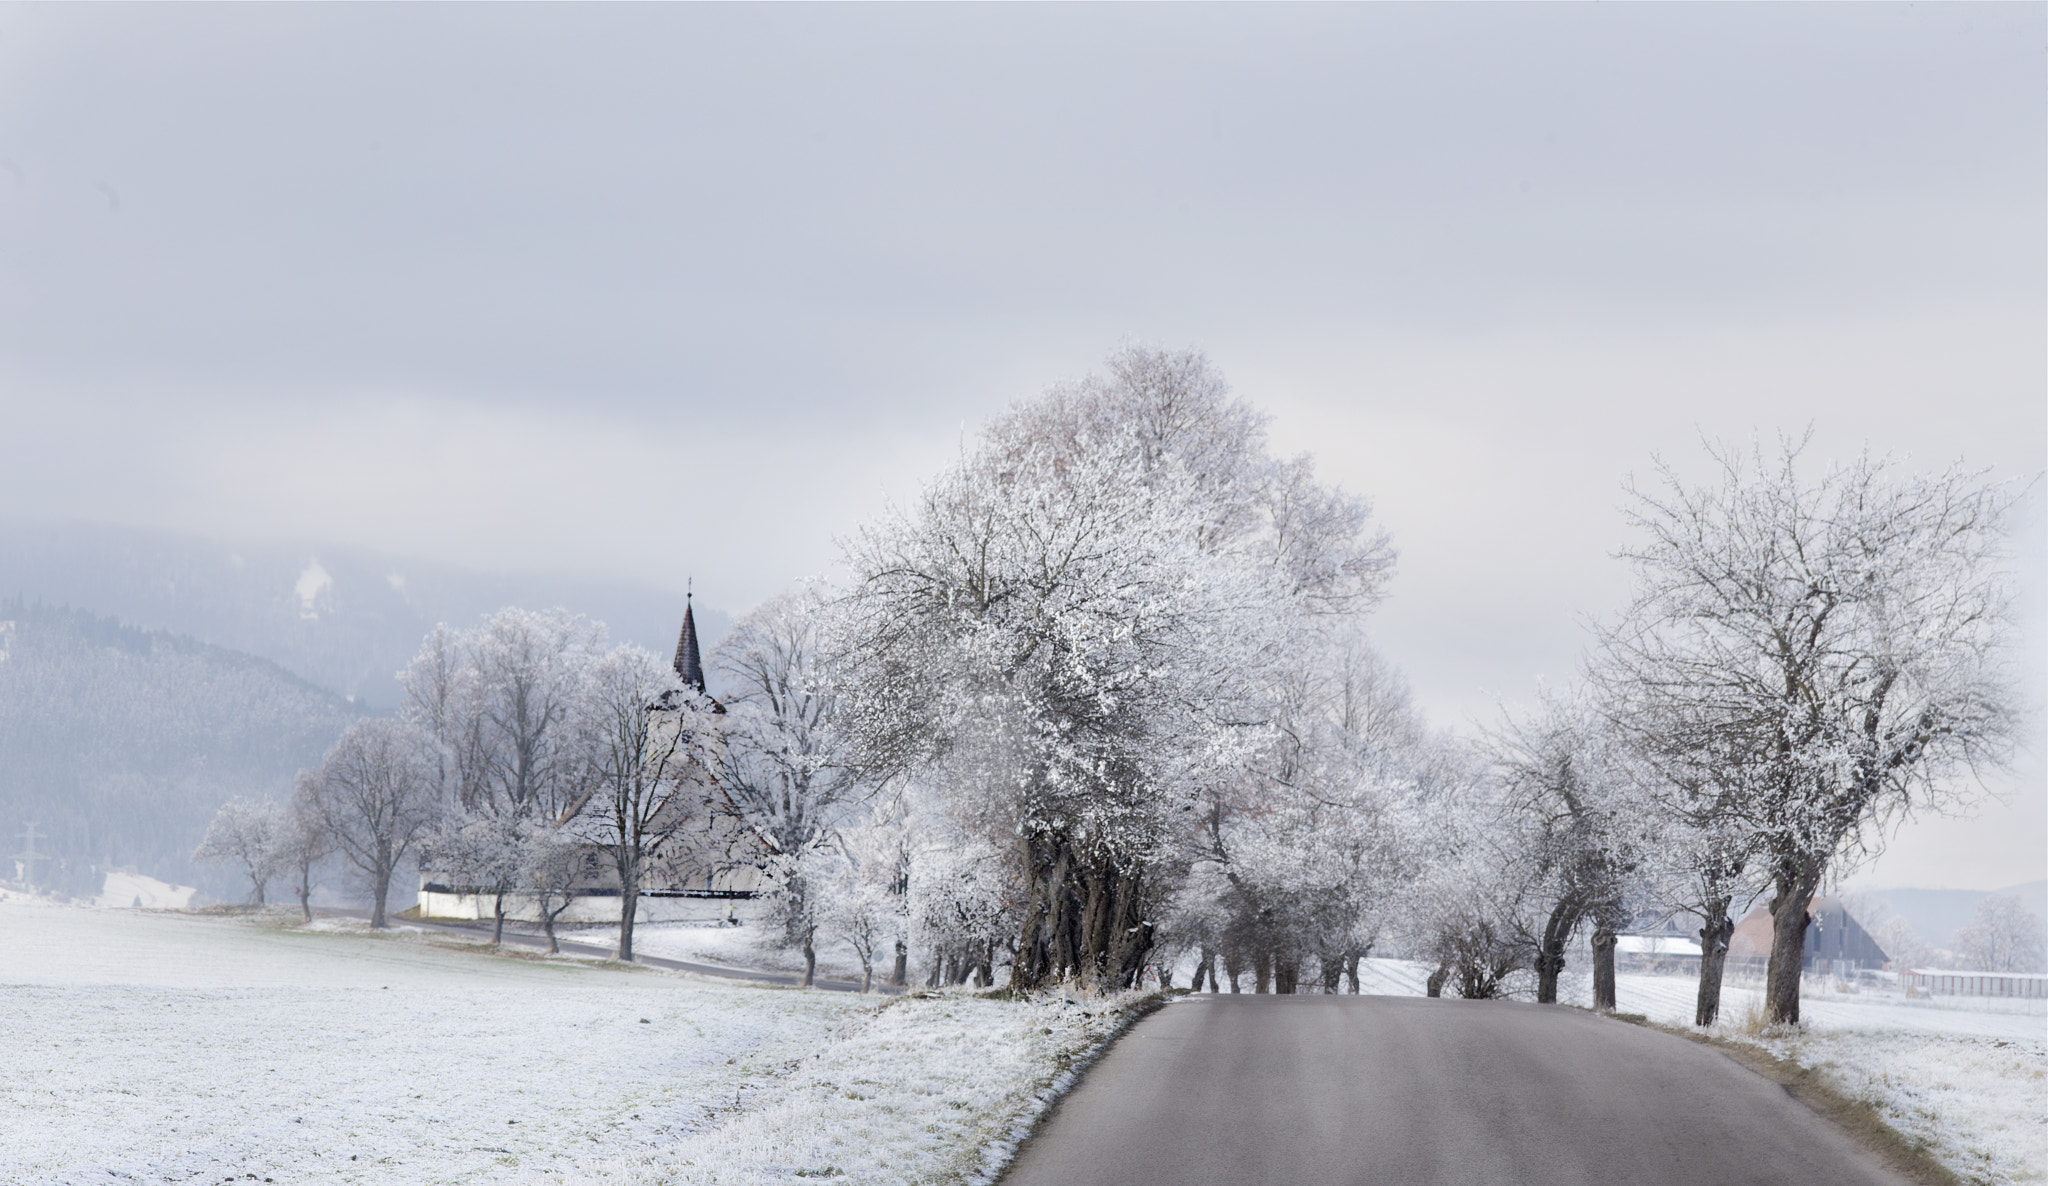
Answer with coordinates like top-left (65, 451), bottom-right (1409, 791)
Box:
top-left (2, 4), bottom-right (2042, 891)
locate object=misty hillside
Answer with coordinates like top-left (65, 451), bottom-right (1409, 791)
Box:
top-left (1861, 882), bottom-right (2048, 951)
top-left (0, 519), bottom-right (729, 710)
top-left (0, 604), bottom-right (364, 901)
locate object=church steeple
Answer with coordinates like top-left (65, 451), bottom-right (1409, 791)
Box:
top-left (673, 591), bottom-right (705, 693)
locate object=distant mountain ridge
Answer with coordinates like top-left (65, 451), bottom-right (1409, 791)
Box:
top-left (0, 519), bottom-right (729, 710)
top-left (0, 603), bottom-right (365, 901)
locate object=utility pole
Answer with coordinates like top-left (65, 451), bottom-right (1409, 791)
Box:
top-left (14, 821), bottom-right (48, 891)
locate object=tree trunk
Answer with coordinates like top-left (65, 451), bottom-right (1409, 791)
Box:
top-left (1591, 924), bottom-right (1618, 1010)
top-left (1319, 952), bottom-right (1342, 994)
top-left (253, 876), bottom-right (267, 908)
top-left (540, 894), bottom-right (570, 956)
top-left (1253, 949), bottom-right (1272, 994)
top-left (859, 953), bottom-right (872, 993)
top-left (616, 852), bottom-right (639, 963)
top-left (1765, 874), bottom-right (1820, 1026)
top-left (1275, 955), bottom-right (1299, 995)
top-left (1694, 900), bottom-right (1735, 1027)
top-left (492, 890), bottom-right (507, 946)
top-left (1535, 899), bottom-right (1581, 1005)
top-left (1224, 947), bottom-right (1243, 993)
top-left (974, 939), bottom-right (994, 990)
top-left (370, 876), bottom-right (389, 930)
top-left (1190, 954), bottom-right (1209, 993)
top-left (889, 939), bottom-right (908, 987)
top-left (297, 878), bottom-right (312, 924)
top-left (1426, 963), bottom-right (1447, 998)
top-left (1534, 949), bottom-right (1564, 1005)
top-left (802, 934), bottom-right (816, 988)
top-left (1011, 833), bottom-right (1152, 993)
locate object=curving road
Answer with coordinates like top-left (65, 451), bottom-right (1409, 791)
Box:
top-left (1002, 994), bottom-right (1908, 1186)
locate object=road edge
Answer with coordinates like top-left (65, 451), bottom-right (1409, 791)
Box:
top-left (1601, 1011), bottom-right (1962, 1186)
top-left (974, 989), bottom-right (1170, 1186)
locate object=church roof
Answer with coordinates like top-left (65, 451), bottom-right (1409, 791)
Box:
top-left (673, 596), bottom-right (706, 693)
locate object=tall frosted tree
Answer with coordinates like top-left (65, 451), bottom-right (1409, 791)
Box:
top-left (401, 607), bottom-right (605, 938)
top-left (1597, 438), bottom-right (2016, 1024)
top-left (303, 718), bottom-right (447, 928)
top-left (839, 347), bottom-right (1391, 993)
top-left (573, 644), bottom-right (707, 963)
top-left (713, 586), bottom-right (867, 950)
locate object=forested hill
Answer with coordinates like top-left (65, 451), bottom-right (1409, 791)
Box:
top-left (0, 603), bottom-right (363, 901)
top-left (0, 519), bottom-right (727, 711)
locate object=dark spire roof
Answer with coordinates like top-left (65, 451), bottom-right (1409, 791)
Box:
top-left (673, 594), bottom-right (706, 693)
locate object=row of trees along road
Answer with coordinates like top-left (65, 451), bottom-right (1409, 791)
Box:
top-left (196, 352), bottom-right (2021, 1019)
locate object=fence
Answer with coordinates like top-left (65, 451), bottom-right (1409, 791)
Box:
top-left (1902, 969), bottom-right (2048, 1000)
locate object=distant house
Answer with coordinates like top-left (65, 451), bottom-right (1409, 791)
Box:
top-left (1726, 897), bottom-right (1889, 973)
top-left (418, 595), bottom-right (762, 924)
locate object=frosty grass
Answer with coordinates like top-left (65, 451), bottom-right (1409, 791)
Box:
top-left (0, 898), bottom-right (1140, 1185)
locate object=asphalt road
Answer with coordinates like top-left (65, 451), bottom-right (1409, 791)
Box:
top-left (1002, 994), bottom-right (1908, 1186)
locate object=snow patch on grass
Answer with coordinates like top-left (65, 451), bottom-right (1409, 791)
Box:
top-left (1737, 1027), bottom-right (2048, 1185)
top-left (570, 989), bottom-right (1154, 1186)
top-left (1582, 971), bottom-right (2046, 1185)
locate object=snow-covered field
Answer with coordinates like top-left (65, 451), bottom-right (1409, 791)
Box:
top-left (0, 899), bottom-right (1137, 1185)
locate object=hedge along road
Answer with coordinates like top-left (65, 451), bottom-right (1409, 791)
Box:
top-left (1001, 994), bottom-right (1908, 1186)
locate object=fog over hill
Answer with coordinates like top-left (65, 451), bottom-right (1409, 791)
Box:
top-left (0, 519), bottom-right (730, 710)
top-left (0, 604), bottom-right (365, 900)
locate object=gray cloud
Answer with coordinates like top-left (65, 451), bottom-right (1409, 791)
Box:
top-left (1, 4), bottom-right (2041, 888)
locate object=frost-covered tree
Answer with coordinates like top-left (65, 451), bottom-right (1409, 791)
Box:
top-left (402, 609), bottom-right (606, 937)
top-left (279, 783), bottom-right (335, 923)
top-left (825, 876), bottom-right (899, 994)
top-left (1597, 437), bottom-right (2018, 1024)
top-left (302, 719), bottom-right (447, 928)
top-left (524, 825), bottom-right (591, 955)
top-left (835, 798), bottom-right (916, 987)
top-left (713, 587), bottom-right (868, 944)
top-left (840, 346), bottom-right (1391, 994)
top-left (1952, 894), bottom-right (2047, 973)
top-left (1486, 692), bottom-right (1655, 1008)
top-left (192, 797), bottom-right (285, 907)
top-left (402, 609), bottom-right (606, 820)
top-left (574, 644), bottom-right (709, 963)
top-left (1406, 789), bottom-right (1539, 1001)
top-left (1871, 915), bottom-right (1940, 975)
top-left (421, 810), bottom-right (529, 944)
top-left (907, 835), bottom-right (1018, 989)
top-left (1195, 630), bottom-right (1431, 994)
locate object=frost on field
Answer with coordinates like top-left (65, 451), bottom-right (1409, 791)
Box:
top-left (1573, 971), bottom-right (2047, 1186)
top-left (574, 991), bottom-right (1144, 1186)
top-left (0, 902), bottom-right (1135, 1186)
top-left (1752, 1029), bottom-right (2048, 1186)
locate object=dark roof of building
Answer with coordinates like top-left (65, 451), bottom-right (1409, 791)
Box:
top-left (673, 596), bottom-right (705, 693)
top-left (662, 594), bottom-right (725, 715)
